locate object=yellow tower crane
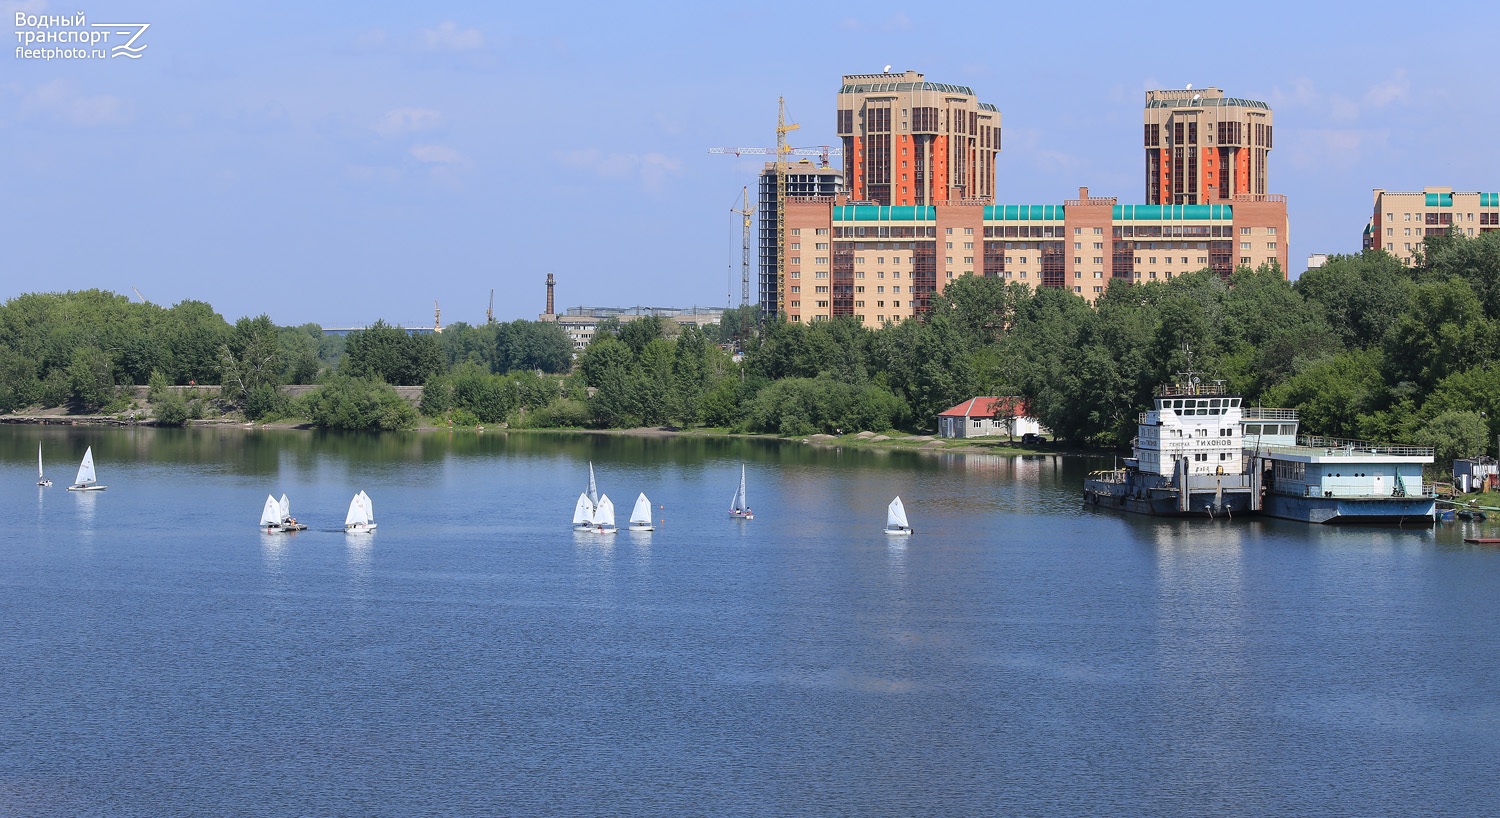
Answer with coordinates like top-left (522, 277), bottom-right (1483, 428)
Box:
top-left (730, 187), bottom-right (754, 307)
top-left (774, 97), bottom-right (798, 319)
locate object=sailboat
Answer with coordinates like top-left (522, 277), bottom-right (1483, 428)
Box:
top-left (66, 446), bottom-right (106, 491)
top-left (277, 492), bottom-right (307, 531)
top-left (587, 461), bottom-right (600, 506)
top-left (573, 492), bottom-right (595, 531)
top-left (260, 494), bottom-right (285, 532)
top-left (37, 444), bottom-right (51, 487)
top-left (628, 492), bottom-right (654, 531)
top-left (885, 496), bottom-right (912, 535)
top-left (589, 493), bottom-right (617, 534)
top-left (358, 490), bottom-right (374, 528)
top-left (729, 464), bottom-right (753, 519)
top-left (345, 490), bottom-right (376, 533)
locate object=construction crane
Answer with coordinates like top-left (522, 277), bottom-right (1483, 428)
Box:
top-left (730, 187), bottom-right (755, 307)
top-left (434, 300), bottom-right (442, 333)
top-left (486, 289), bottom-right (495, 324)
top-left (131, 287), bottom-right (146, 304)
top-left (709, 144), bottom-right (840, 167)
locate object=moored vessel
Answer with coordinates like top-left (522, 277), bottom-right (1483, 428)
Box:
top-left (1083, 375), bottom-right (1257, 517)
top-left (1243, 409), bottom-right (1435, 524)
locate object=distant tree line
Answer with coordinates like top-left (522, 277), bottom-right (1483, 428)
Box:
top-left (2, 230), bottom-right (1498, 462)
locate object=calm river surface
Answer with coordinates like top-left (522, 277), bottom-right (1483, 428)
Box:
top-left (2, 426), bottom-right (1498, 816)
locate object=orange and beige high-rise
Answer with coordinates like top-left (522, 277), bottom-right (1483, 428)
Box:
top-left (836, 70), bottom-right (1001, 206)
top-left (758, 74), bottom-right (1288, 324)
top-left (1144, 88), bottom-right (1272, 205)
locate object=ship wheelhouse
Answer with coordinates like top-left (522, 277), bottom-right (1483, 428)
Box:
top-left (1133, 380), bottom-right (1246, 478)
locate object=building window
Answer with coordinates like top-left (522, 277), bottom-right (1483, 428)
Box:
top-left (1093, 271), bottom-right (1103, 278)
top-left (1093, 257), bottom-right (1104, 264)
top-left (1240, 257), bottom-right (1251, 264)
top-left (791, 228), bottom-right (801, 235)
top-left (945, 227), bottom-right (953, 234)
top-left (817, 300), bottom-right (828, 308)
top-left (1240, 227), bottom-right (1251, 234)
top-left (1093, 286), bottom-right (1103, 293)
top-left (1074, 227), bottom-right (1082, 234)
top-left (1240, 242), bottom-right (1251, 250)
top-left (1267, 227), bottom-right (1277, 235)
top-left (892, 286), bottom-right (901, 293)
top-left (1093, 227), bottom-right (1103, 234)
top-left (1267, 242), bottom-right (1277, 249)
top-left (815, 243), bottom-right (828, 250)
top-left (892, 300), bottom-right (901, 307)
top-left (815, 228), bottom-right (828, 235)
top-left (791, 242), bottom-right (801, 250)
top-left (791, 286), bottom-right (801, 293)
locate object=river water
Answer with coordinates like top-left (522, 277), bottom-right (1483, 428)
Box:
top-left (1, 426), bottom-right (1497, 816)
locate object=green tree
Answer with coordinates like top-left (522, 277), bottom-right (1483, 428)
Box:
top-left (301, 373), bottom-right (417, 431)
top-left (67, 345), bottom-right (117, 410)
top-left (217, 314), bottom-right (286, 419)
top-left (344, 321), bottom-right (444, 385)
top-left (1410, 410), bottom-right (1489, 468)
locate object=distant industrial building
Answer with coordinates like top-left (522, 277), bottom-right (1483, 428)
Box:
top-left (1363, 187), bottom-right (1500, 264)
top-left (538, 276), bottom-right (726, 350)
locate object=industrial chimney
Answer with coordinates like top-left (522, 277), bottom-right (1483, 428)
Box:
top-left (545, 273), bottom-right (555, 316)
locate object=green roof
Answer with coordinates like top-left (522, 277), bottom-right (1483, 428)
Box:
top-left (1112, 204), bottom-right (1233, 221)
top-left (983, 205), bottom-right (1066, 221)
top-left (1480, 192), bottom-right (1499, 207)
top-left (1145, 96), bottom-right (1270, 110)
top-left (841, 80), bottom-right (977, 96)
top-left (833, 205), bottom-right (935, 222)
top-left (1426, 192), bottom-right (1454, 207)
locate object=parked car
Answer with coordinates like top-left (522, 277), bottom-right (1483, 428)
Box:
top-left (1021, 433), bottom-right (1047, 444)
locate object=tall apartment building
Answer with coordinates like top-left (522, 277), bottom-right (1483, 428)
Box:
top-left (1144, 88), bottom-right (1272, 205)
top-left (1363, 187), bottom-right (1500, 264)
top-left (757, 73), bottom-right (1288, 323)
top-left (777, 188), bottom-right (1287, 325)
top-left (757, 159), bottom-right (842, 317)
top-left (835, 70), bottom-right (1001, 206)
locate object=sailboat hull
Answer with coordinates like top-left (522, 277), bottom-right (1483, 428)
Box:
top-left (38, 480), bottom-right (52, 487)
top-left (730, 511), bottom-right (753, 520)
top-left (628, 523), bottom-right (654, 531)
top-left (884, 527), bottom-right (912, 535)
top-left (67, 484), bottom-right (106, 492)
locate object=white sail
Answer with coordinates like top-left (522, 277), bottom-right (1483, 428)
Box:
top-left (345, 493), bottom-right (369, 527)
top-left (886, 496), bottom-right (910, 530)
top-left (358, 490), bottom-right (374, 523)
top-left (279, 493), bottom-right (291, 521)
top-left (592, 493), bottom-right (616, 528)
top-left (573, 492), bottom-right (595, 526)
top-left (38, 444), bottom-right (44, 479)
top-left (74, 446), bottom-right (97, 487)
top-left (630, 493), bottom-right (653, 526)
top-left (260, 494), bottom-right (282, 527)
top-left (587, 462), bottom-right (599, 505)
top-left (729, 464), bottom-right (752, 517)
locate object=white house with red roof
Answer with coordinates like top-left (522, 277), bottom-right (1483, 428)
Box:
top-left (937, 397), bottom-right (1048, 440)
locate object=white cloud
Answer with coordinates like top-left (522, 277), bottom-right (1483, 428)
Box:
top-left (1285, 128), bottom-right (1391, 171)
top-left (882, 12), bottom-right (913, 31)
top-left (421, 21), bottom-right (484, 52)
top-left (410, 144), bottom-right (468, 165)
top-left (559, 148), bottom-right (682, 192)
top-left (1364, 71), bottom-right (1410, 109)
top-left (375, 107), bottom-right (444, 137)
top-left (24, 80), bottom-right (128, 126)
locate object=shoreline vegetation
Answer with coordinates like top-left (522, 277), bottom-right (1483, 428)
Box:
top-left (5, 231), bottom-right (1500, 480)
top-left (0, 403), bottom-right (1072, 458)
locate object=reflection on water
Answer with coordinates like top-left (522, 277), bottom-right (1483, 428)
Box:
top-left (0, 425), bottom-right (1499, 817)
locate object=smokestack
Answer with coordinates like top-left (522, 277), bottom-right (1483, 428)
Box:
top-left (545, 273), bottom-right (555, 316)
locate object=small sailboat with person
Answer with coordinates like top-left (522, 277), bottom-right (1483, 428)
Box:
top-left (37, 444), bottom-right (51, 487)
top-left (66, 446), bottom-right (106, 491)
top-left (588, 493), bottom-right (617, 534)
top-left (629, 493), bottom-right (655, 531)
top-left (345, 490), bottom-right (377, 533)
top-left (885, 496), bottom-right (912, 535)
top-left (729, 464), bottom-right (753, 520)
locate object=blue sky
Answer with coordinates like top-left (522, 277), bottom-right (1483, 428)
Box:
top-left (4, 1), bottom-right (1497, 327)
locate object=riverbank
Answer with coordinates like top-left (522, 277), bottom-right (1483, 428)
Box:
top-left (0, 405), bottom-right (1073, 457)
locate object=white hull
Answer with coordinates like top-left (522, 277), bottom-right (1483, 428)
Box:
top-left (67, 484), bottom-right (106, 491)
top-left (589, 526), bottom-right (617, 535)
top-left (885, 527), bottom-right (912, 535)
top-left (628, 523), bottom-right (654, 531)
top-left (730, 510), bottom-right (753, 520)
top-left (345, 523), bottom-right (377, 534)
top-left (38, 479), bottom-right (52, 487)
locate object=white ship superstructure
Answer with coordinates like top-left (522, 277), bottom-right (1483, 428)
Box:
top-left (1132, 380), bottom-right (1246, 478)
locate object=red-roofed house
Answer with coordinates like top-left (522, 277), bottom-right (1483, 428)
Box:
top-left (937, 397), bottom-right (1047, 440)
